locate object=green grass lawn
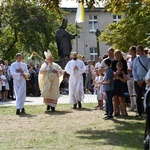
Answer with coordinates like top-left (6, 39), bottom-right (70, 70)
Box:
top-left (0, 103), bottom-right (146, 150)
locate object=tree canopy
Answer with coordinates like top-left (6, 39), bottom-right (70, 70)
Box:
top-left (0, 0), bottom-right (76, 61)
top-left (1, 0), bottom-right (150, 61)
top-left (100, 0), bottom-right (150, 52)
top-left (37, 0), bottom-right (150, 52)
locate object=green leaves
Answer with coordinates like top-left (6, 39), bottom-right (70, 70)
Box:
top-left (100, 0), bottom-right (150, 52)
top-left (0, 0), bottom-right (65, 61)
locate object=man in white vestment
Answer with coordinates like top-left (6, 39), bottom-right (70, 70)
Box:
top-left (10, 53), bottom-right (29, 115)
top-left (65, 52), bottom-right (86, 109)
top-left (38, 50), bottom-right (64, 112)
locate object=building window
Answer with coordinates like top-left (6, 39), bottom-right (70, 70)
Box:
top-left (113, 15), bottom-right (121, 23)
top-left (90, 47), bottom-right (98, 61)
top-left (89, 15), bottom-right (98, 32)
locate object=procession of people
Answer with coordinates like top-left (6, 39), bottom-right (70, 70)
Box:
top-left (0, 45), bottom-right (149, 120)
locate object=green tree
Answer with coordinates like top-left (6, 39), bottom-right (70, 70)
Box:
top-left (0, 0), bottom-right (70, 61)
top-left (45, 0), bottom-right (149, 52)
top-left (100, 0), bottom-right (150, 52)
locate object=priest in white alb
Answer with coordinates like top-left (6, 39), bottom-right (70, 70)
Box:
top-left (65, 52), bottom-right (86, 109)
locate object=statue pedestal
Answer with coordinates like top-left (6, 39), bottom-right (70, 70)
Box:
top-left (55, 56), bottom-right (70, 69)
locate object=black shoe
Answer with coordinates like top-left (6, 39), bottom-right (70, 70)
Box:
top-left (47, 105), bottom-right (50, 111)
top-left (21, 108), bottom-right (25, 113)
top-left (135, 114), bottom-right (141, 118)
top-left (104, 116), bottom-right (113, 120)
top-left (72, 104), bottom-right (77, 109)
top-left (78, 101), bottom-right (82, 108)
top-left (51, 107), bottom-right (55, 112)
top-left (103, 116), bottom-right (108, 119)
top-left (16, 109), bottom-right (20, 115)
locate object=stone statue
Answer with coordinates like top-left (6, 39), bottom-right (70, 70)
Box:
top-left (55, 18), bottom-right (76, 59)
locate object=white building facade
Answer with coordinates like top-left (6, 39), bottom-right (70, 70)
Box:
top-left (62, 7), bottom-right (121, 62)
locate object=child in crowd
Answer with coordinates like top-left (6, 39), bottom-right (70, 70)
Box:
top-left (0, 69), bottom-right (7, 101)
top-left (3, 69), bottom-right (10, 101)
top-left (85, 60), bottom-right (95, 94)
top-left (101, 59), bottom-right (114, 119)
top-left (93, 69), bottom-right (99, 95)
top-left (113, 62), bottom-right (128, 116)
top-left (94, 69), bottom-right (106, 110)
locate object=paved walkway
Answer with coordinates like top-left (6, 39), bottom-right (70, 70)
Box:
top-left (0, 94), bottom-right (97, 107)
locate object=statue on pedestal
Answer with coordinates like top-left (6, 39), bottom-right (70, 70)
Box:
top-left (55, 18), bottom-right (76, 68)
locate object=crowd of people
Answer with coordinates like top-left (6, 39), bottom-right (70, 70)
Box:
top-left (81, 45), bottom-right (150, 119)
top-left (0, 45), bottom-right (150, 118)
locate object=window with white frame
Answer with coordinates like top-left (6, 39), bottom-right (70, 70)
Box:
top-left (89, 47), bottom-right (98, 61)
top-left (113, 15), bottom-right (121, 23)
top-left (89, 15), bottom-right (98, 32)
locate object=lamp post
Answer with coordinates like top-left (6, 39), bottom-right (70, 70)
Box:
top-left (95, 29), bottom-right (101, 57)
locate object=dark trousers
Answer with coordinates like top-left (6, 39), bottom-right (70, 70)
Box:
top-left (82, 73), bottom-right (86, 91)
top-left (9, 78), bottom-right (14, 99)
top-left (105, 90), bottom-right (113, 116)
top-left (134, 81), bottom-right (146, 116)
top-left (145, 89), bottom-right (150, 120)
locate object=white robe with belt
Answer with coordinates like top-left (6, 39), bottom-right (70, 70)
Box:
top-left (10, 61), bottom-right (29, 109)
top-left (38, 62), bottom-right (64, 107)
top-left (65, 59), bottom-right (86, 104)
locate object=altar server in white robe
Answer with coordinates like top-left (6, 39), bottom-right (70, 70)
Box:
top-left (65, 52), bottom-right (86, 109)
top-left (10, 53), bottom-right (29, 115)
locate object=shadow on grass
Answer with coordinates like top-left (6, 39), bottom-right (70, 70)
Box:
top-left (73, 107), bottom-right (93, 111)
top-left (45, 110), bottom-right (73, 115)
top-left (76, 119), bottom-right (145, 149)
top-left (114, 115), bottom-right (146, 120)
top-left (19, 113), bottom-right (37, 118)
